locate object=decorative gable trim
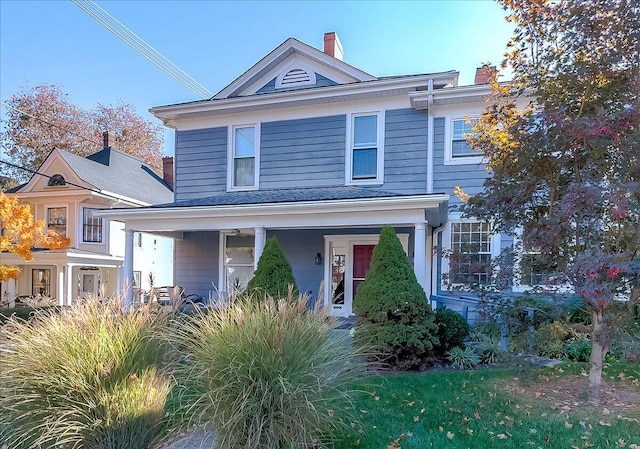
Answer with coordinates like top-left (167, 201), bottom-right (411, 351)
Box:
top-left (212, 38), bottom-right (376, 100)
top-left (275, 62), bottom-right (317, 89)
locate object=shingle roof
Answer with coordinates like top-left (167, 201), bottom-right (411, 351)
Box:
top-left (59, 148), bottom-right (173, 205)
top-left (154, 186), bottom-right (428, 208)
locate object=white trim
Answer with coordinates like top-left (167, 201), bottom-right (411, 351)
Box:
top-left (227, 123), bottom-right (260, 191)
top-left (444, 116), bottom-right (484, 165)
top-left (275, 61), bottom-right (317, 89)
top-left (323, 233), bottom-right (409, 316)
top-left (212, 38), bottom-right (377, 100)
top-left (81, 206), bottom-right (104, 244)
top-left (441, 216), bottom-right (501, 290)
top-left (345, 111), bottom-right (385, 185)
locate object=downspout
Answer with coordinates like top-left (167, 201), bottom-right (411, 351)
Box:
top-left (426, 79), bottom-right (434, 194)
top-left (430, 223), bottom-right (447, 308)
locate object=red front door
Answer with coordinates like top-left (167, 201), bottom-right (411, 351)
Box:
top-left (352, 245), bottom-right (375, 298)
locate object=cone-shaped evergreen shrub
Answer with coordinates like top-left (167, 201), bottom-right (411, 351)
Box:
top-left (353, 225), bottom-right (438, 370)
top-left (246, 236), bottom-right (298, 298)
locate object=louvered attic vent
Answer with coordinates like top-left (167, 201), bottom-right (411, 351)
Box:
top-left (275, 65), bottom-right (316, 89)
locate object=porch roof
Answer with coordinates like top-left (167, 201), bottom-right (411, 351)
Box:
top-left (97, 187), bottom-right (449, 234)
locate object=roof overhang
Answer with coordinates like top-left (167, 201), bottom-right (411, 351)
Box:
top-left (150, 72), bottom-right (459, 128)
top-left (97, 194), bottom-right (450, 234)
top-left (409, 83), bottom-right (495, 110)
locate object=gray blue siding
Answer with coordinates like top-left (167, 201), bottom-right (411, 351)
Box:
top-left (174, 231), bottom-right (219, 299)
top-left (432, 117), bottom-right (487, 211)
top-left (175, 127), bottom-right (227, 202)
top-left (260, 115), bottom-right (346, 189)
top-left (383, 109), bottom-right (428, 194)
top-left (256, 73), bottom-right (338, 94)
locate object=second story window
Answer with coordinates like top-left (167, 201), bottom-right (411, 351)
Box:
top-left (451, 118), bottom-right (478, 158)
top-left (229, 124), bottom-right (259, 190)
top-left (47, 207), bottom-right (67, 237)
top-left (47, 174), bottom-right (66, 186)
top-left (83, 208), bottom-right (102, 243)
top-left (347, 112), bottom-right (384, 184)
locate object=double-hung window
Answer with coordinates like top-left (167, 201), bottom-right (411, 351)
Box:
top-left (229, 124), bottom-right (259, 189)
top-left (47, 207), bottom-right (67, 237)
top-left (445, 117), bottom-right (482, 164)
top-left (83, 208), bottom-right (102, 243)
top-left (347, 112), bottom-right (383, 184)
top-left (448, 221), bottom-right (493, 286)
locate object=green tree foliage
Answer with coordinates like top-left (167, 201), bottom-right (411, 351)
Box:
top-left (462, 0), bottom-right (640, 393)
top-left (353, 225), bottom-right (438, 370)
top-left (245, 236), bottom-right (298, 298)
top-left (1, 84), bottom-right (164, 181)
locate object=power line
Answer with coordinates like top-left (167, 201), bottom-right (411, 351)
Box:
top-left (71, 0), bottom-right (213, 99)
top-left (0, 101), bottom-right (103, 147)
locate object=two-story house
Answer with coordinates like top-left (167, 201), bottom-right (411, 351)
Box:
top-left (1, 143), bottom-right (174, 306)
top-left (100, 33), bottom-right (511, 319)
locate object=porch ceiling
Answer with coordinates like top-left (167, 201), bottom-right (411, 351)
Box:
top-left (97, 193), bottom-right (449, 234)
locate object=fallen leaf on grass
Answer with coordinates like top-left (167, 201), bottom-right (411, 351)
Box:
top-left (446, 431), bottom-right (455, 440)
top-left (564, 421), bottom-right (573, 429)
top-left (617, 439), bottom-right (626, 447)
top-left (497, 433), bottom-right (508, 439)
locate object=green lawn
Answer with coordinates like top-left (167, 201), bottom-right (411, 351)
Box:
top-left (333, 360), bottom-right (640, 449)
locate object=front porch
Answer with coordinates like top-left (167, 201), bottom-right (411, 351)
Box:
top-left (98, 188), bottom-right (450, 314)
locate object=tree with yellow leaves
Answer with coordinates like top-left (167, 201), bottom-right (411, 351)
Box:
top-left (0, 193), bottom-right (70, 282)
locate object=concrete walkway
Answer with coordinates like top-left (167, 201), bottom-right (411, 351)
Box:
top-left (161, 429), bottom-right (218, 449)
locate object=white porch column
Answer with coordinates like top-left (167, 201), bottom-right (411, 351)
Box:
top-left (254, 227), bottom-right (266, 270)
top-left (414, 222), bottom-right (427, 291)
top-left (57, 265), bottom-right (65, 306)
top-left (123, 229), bottom-right (135, 309)
top-left (66, 264), bottom-right (74, 305)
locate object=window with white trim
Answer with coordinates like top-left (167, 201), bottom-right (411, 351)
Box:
top-left (83, 208), bottom-right (102, 243)
top-left (452, 118), bottom-right (478, 157)
top-left (449, 221), bottom-right (492, 285)
top-left (223, 234), bottom-right (255, 294)
top-left (444, 116), bottom-right (482, 165)
top-left (229, 124), bottom-right (259, 189)
top-left (516, 227), bottom-right (560, 288)
top-left (47, 207), bottom-right (67, 237)
top-left (347, 112), bottom-right (384, 184)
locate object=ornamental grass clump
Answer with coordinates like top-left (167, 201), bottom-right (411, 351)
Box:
top-left (167, 291), bottom-right (365, 449)
top-left (0, 298), bottom-right (171, 449)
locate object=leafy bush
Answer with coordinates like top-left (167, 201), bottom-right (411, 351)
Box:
top-left (353, 226), bottom-right (438, 370)
top-left (0, 299), bottom-right (171, 448)
top-left (166, 293), bottom-right (364, 449)
top-left (446, 346), bottom-right (479, 369)
top-left (564, 337), bottom-right (592, 362)
top-left (434, 307), bottom-right (470, 355)
top-left (245, 236), bottom-right (298, 298)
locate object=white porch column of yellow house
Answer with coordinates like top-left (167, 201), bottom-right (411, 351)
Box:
top-left (254, 227), bottom-right (266, 270)
top-left (123, 229), bottom-right (135, 309)
top-left (414, 222), bottom-right (427, 291)
top-left (56, 265), bottom-right (65, 306)
top-left (66, 264), bottom-right (74, 306)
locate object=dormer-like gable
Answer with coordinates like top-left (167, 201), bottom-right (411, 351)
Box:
top-left (212, 35), bottom-right (377, 99)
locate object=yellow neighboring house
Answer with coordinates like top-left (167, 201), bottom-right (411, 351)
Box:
top-left (1, 146), bottom-right (174, 306)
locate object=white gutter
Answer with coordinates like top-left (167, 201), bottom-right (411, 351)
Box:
top-left (426, 79), bottom-right (434, 193)
top-left (96, 194), bottom-right (450, 221)
top-left (150, 72), bottom-right (459, 125)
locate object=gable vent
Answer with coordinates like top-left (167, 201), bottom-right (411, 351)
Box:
top-left (275, 64), bottom-right (317, 89)
top-left (282, 68), bottom-right (311, 85)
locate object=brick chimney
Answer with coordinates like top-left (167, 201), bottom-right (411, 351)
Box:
top-left (162, 156), bottom-right (174, 191)
top-left (103, 131), bottom-right (109, 149)
top-left (474, 64), bottom-right (497, 84)
top-left (323, 32), bottom-right (344, 61)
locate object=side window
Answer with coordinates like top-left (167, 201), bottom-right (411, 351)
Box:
top-left (229, 124), bottom-right (259, 190)
top-left (347, 112), bottom-right (384, 184)
top-left (134, 232), bottom-right (142, 248)
top-left (83, 208), bottom-right (102, 243)
top-left (445, 117), bottom-right (482, 165)
top-left (47, 207), bottom-right (67, 237)
top-left (448, 221), bottom-right (493, 286)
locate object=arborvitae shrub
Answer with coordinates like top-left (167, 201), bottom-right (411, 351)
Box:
top-left (246, 236), bottom-right (298, 298)
top-left (434, 307), bottom-right (470, 354)
top-left (353, 225), bottom-right (438, 370)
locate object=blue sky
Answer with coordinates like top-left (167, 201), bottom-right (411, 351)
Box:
top-left (0, 0), bottom-right (514, 156)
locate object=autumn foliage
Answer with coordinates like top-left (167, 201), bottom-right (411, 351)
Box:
top-left (0, 193), bottom-right (70, 281)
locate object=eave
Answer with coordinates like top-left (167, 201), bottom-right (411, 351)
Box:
top-left (150, 72), bottom-right (459, 128)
